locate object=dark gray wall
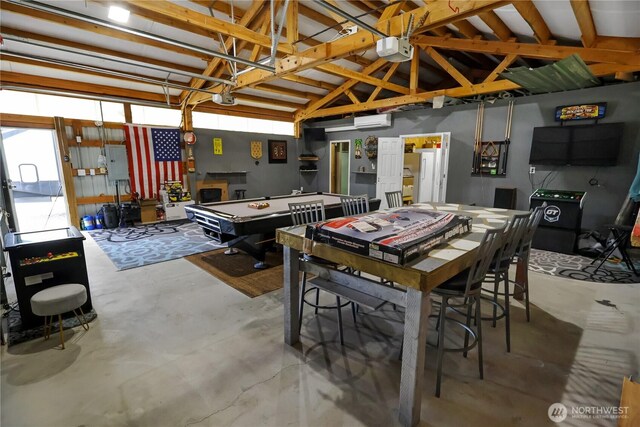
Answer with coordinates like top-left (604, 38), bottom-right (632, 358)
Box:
top-left (191, 128), bottom-right (305, 199)
top-left (311, 82), bottom-right (640, 230)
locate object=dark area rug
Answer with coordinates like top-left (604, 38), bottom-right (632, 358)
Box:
top-left (5, 307), bottom-right (98, 347)
top-left (529, 249), bottom-right (640, 284)
top-left (185, 249), bottom-right (285, 297)
top-left (88, 221), bottom-right (222, 270)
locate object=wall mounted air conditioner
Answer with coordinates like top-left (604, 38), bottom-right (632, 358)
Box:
top-left (354, 114), bottom-right (391, 129)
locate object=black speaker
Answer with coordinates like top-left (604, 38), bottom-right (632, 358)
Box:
top-left (494, 188), bottom-right (517, 209)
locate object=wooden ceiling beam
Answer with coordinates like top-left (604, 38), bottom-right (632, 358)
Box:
top-left (368, 62), bottom-right (401, 102)
top-left (182, 0), bottom-right (266, 104)
top-left (298, 58), bottom-right (388, 120)
top-left (483, 54), bottom-right (518, 83)
top-left (424, 47), bottom-right (473, 88)
top-left (0, 27), bottom-right (204, 76)
top-left (249, 84), bottom-right (322, 102)
top-left (304, 62), bottom-right (638, 120)
top-left (450, 19), bottom-right (481, 39)
top-left (512, 0), bottom-right (553, 44)
top-left (410, 48), bottom-right (420, 94)
top-left (478, 11), bottom-right (513, 41)
top-left (195, 104), bottom-right (295, 122)
top-left (1, 55), bottom-right (187, 89)
top-left (287, 0), bottom-right (299, 47)
top-left (298, 3), bottom-right (343, 29)
top-left (233, 94), bottom-right (306, 110)
top-left (1, 71), bottom-right (179, 104)
top-left (570, 0), bottom-right (597, 48)
top-left (116, 0), bottom-right (294, 54)
top-left (0, 1), bottom-right (209, 61)
top-left (344, 89), bottom-right (361, 105)
top-left (237, 1), bottom-right (508, 89)
top-left (413, 36), bottom-right (640, 65)
top-left (316, 63), bottom-right (410, 95)
top-left (595, 36), bottom-right (640, 51)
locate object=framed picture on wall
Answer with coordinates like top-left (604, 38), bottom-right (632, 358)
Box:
top-left (268, 140), bottom-right (287, 163)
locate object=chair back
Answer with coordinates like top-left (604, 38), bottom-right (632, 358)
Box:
top-left (289, 200), bottom-right (326, 226)
top-left (615, 197), bottom-right (637, 227)
top-left (495, 213), bottom-right (531, 265)
top-left (465, 224), bottom-right (506, 295)
top-left (340, 194), bottom-right (370, 216)
top-left (385, 191), bottom-right (403, 208)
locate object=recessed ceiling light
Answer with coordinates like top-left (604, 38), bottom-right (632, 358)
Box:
top-left (108, 6), bottom-right (130, 23)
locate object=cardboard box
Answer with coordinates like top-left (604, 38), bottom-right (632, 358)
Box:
top-left (307, 208), bottom-right (472, 265)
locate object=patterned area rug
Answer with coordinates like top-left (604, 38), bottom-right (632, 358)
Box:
top-left (6, 307), bottom-right (98, 347)
top-left (88, 221), bottom-right (222, 270)
top-left (529, 249), bottom-right (640, 284)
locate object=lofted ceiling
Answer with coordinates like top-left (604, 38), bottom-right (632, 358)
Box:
top-left (0, 0), bottom-right (639, 125)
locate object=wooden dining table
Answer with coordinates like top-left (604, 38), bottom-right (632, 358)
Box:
top-left (276, 202), bottom-right (528, 427)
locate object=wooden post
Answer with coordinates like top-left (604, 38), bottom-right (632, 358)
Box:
top-left (283, 246), bottom-right (300, 345)
top-left (124, 103), bottom-right (133, 123)
top-left (181, 106), bottom-right (193, 131)
top-left (399, 288), bottom-right (430, 427)
top-left (53, 117), bottom-right (79, 227)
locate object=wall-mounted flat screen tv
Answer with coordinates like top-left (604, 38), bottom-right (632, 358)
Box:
top-left (304, 127), bottom-right (326, 141)
top-left (529, 123), bottom-right (623, 166)
top-left (529, 127), bottom-right (571, 165)
top-left (570, 123), bottom-right (623, 166)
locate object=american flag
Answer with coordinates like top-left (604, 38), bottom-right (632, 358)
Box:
top-left (124, 124), bottom-right (183, 199)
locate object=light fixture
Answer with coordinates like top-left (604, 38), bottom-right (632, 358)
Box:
top-left (108, 6), bottom-right (130, 23)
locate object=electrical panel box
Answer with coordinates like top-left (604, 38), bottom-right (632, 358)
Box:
top-left (105, 145), bottom-right (129, 181)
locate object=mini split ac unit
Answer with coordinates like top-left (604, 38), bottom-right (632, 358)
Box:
top-left (354, 114), bottom-right (391, 129)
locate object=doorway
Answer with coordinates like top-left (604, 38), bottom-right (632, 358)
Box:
top-left (329, 140), bottom-right (350, 195)
top-left (0, 127), bottom-right (68, 232)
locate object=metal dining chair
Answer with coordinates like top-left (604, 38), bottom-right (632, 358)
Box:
top-left (340, 194), bottom-right (370, 216)
top-left (482, 213), bottom-right (530, 352)
top-left (511, 206), bottom-right (545, 322)
top-left (432, 224), bottom-right (505, 397)
top-left (385, 191), bottom-right (403, 208)
top-left (288, 200), bottom-right (356, 346)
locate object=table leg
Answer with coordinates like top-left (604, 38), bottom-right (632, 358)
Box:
top-left (399, 287), bottom-right (430, 427)
top-left (283, 246), bottom-right (300, 346)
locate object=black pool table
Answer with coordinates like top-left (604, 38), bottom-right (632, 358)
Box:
top-left (185, 192), bottom-right (381, 268)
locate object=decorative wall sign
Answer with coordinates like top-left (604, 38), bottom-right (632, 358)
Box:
top-left (268, 140), bottom-right (287, 163)
top-left (364, 136), bottom-right (378, 159)
top-left (213, 137), bottom-right (223, 155)
top-left (354, 139), bottom-right (362, 159)
top-left (250, 141), bottom-right (263, 159)
top-left (555, 103), bottom-right (607, 121)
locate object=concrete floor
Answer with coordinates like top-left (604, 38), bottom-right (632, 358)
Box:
top-left (1, 235), bottom-right (638, 427)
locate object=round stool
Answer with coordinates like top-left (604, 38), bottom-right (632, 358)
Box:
top-left (30, 284), bottom-right (89, 349)
top-left (234, 189), bottom-right (246, 200)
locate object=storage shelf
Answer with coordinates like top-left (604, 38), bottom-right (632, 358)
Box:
top-left (206, 171), bottom-right (248, 175)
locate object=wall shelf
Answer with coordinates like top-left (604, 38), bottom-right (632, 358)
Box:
top-left (352, 171), bottom-right (377, 175)
top-left (300, 170), bottom-right (318, 173)
top-left (206, 171), bottom-right (248, 175)
top-left (298, 156), bottom-right (319, 161)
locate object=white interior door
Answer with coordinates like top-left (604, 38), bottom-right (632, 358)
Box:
top-left (438, 132), bottom-right (451, 202)
top-left (419, 151), bottom-right (437, 202)
top-left (375, 137), bottom-right (403, 209)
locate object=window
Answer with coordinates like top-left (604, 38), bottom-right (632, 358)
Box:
top-left (192, 111), bottom-right (294, 136)
top-left (0, 90), bottom-right (124, 122)
top-left (130, 105), bottom-right (181, 127)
